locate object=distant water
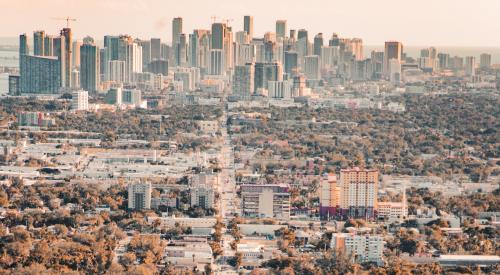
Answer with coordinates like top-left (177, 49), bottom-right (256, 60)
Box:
top-left (365, 46), bottom-right (500, 63)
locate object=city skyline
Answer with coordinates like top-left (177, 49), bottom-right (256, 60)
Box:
top-left (1, 0), bottom-right (500, 47)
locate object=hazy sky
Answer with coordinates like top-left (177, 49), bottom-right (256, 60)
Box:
top-left (1, 0), bottom-right (499, 46)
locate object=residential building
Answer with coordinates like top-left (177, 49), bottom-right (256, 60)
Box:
top-left (340, 168), bottom-right (379, 219)
top-left (128, 182), bottom-right (152, 210)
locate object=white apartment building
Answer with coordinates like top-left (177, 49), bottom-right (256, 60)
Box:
top-left (331, 233), bottom-right (384, 265)
top-left (190, 186), bottom-right (214, 209)
top-left (71, 90), bottom-right (89, 111)
top-left (128, 182), bottom-right (152, 210)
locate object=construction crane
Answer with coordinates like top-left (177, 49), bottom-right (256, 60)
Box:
top-left (211, 16), bottom-right (218, 24)
top-left (52, 17), bottom-right (77, 28)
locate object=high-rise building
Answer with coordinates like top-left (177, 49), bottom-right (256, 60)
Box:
top-left (176, 33), bottom-right (188, 67)
top-left (479, 53), bottom-right (492, 69)
top-left (109, 60), bottom-right (126, 83)
top-left (351, 38), bottom-right (364, 61)
top-left (284, 51), bottom-right (298, 76)
top-left (211, 23), bottom-right (227, 50)
top-left (313, 33), bottom-right (324, 56)
top-left (80, 41), bottom-right (100, 92)
top-left (147, 59), bottom-right (169, 76)
top-left (20, 55), bottom-right (61, 94)
top-left (304, 55), bottom-right (320, 80)
top-left (71, 90), bottom-right (89, 111)
top-left (244, 15), bottom-right (254, 39)
top-left (276, 20), bottom-right (287, 40)
top-left (320, 174), bottom-right (341, 219)
top-left (33, 30), bottom-right (45, 56)
top-left (19, 34), bottom-right (29, 56)
top-left (254, 62), bottom-right (283, 93)
top-left (438, 53), bottom-right (450, 70)
top-left (465, 56), bottom-right (476, 76)
top-left (60, 28), bottom-right (73, 88)
top-left (8, 75), bottom-right (20, 95)
top-left (126, 42), bottom-right (143, 83)
top-left (189, 30), bottom-right (211, 70)
top-left (72, 41), bottom-right (82, 69)
top-left (172, 17), bottom-right (183, 46)
top-left (137, 40), bottom-right (151, 70)
top-left (150, 38), bottom-right (162, 61)
top-left (268, 80), bottom-right (293, 98)
top-left (297, 29), bottom-right (309, 68)
top-left (43, 35), bottom-right (54, 56)
top-left (172, 17), bottom-right (183, 65)
top-left (233, 63), bottom-right (255, 99)
top-left (128, 182), bottom-right (152, 210)
top-left (383, 41), bottom-right (403, 77)
top-left (190, 186), bottom-right (215, 209)
top-left (209, 49), bottom-right (224, 75)
top-left (52, 36), bottom-right (66, 87)
top-left (340, 168), bottom-right (379, 219)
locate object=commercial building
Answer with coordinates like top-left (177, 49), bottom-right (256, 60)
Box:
top-left (241, 184), bottom-right (290, 220)
top-left (80, 41), bottom-right (100, 92)
top-left (479, 53), bottom-right (491, 69)
top-left (383, 41), bottom-right (403, 77)
top-left (276, 20), bottom-right (287, 40)
top-left (233, 63), bottom-right (255, 99)
top-left (465, 56), bottom-right (476, 76)
top-left (244, 15), bottom-right (254, 39)
top-left (128, 182), bottom-right (152, 210)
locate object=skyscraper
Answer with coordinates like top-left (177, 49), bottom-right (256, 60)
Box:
top-left (52, 36), bottom-right (66, 87)
top-left (284, 51), bottom-right (298, 76)
top-left (233, 63), bottom-right (255, 99)
top-left (150, 38), bottom-right (161, 61)
top-left (60, 28), bottom-right (73, 88)
top-left (189, 30), bottom-right (210, 70)
top-left (244, 15), bottom-right (254, 39)
top-left (72, 40), bottom-right (82, 69)
top-left (172, 17), bottom-right (183, 46)
top-left (351, 38), bottom-right (364, 61)
top-left (137, 39), bottom-right (151, 70)
top-left (383, 41), bottom-right (403, 77)
top-left (313, 33), bottom-right (324, 56)
top-left (19, 34), bottom-right (29, 68)
top-left (172, 17), bottom-right (183, 66)
top-left (80, 40), bottom-right (100, 93)
top-left (480, 53), bottom-right (492, 69)
top-left (33, 30), bottom-right (45, 56)
top-left (465, 56), bottom-right (476, 76)
top-left (276, 20), bottom-right (287, 40)
top-left (211, 23), bottom-right (227, 50)
top-left (304, 55), bottom-right (320, 80)
top-left (254, 62), bottom-right (283, 93)
top-left (176, 33), bottom-right (188, 67)
top-left (43, 35), bottom-right (54, 57)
